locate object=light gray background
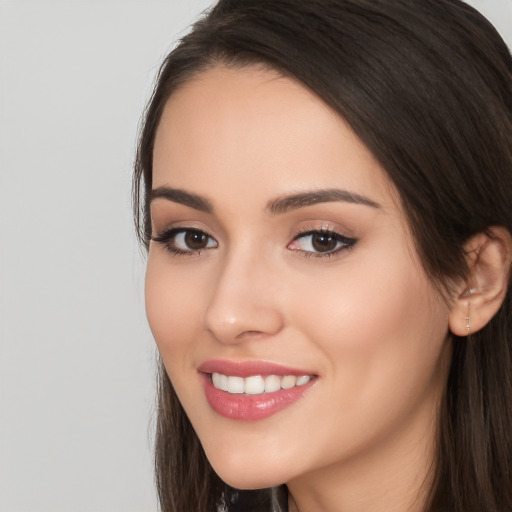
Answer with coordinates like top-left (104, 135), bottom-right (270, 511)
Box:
top-left (0, 1), bottom-right (510, 511)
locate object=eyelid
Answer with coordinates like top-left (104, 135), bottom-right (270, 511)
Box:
top-left (288, 226), bottom-right (357, 258)
top-left (151, 222), bottom-right (356, 259)
top-left (152, 226), bottom-right (218, 256)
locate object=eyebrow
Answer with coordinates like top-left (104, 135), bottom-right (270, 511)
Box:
top-left (150, 186), bottom-right (213, 213)
top-left (149, 186), bottom-right (380, 214)
top-left (266, 189), bottom-right (381, 214)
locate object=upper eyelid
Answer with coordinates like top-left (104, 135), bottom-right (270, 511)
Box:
top-left (152, 225), bottom-right (351, 239)
top-left (291, 229), bottom-right (356, 244)
top-left (293, 225), bottom-right (353, 238)
top-left (152, 223), bottom-right (214, 237)
top-left (152, 226), bottom-right (217, 241)
top-left (294, 226), bottom-right (339, 235)
top-left (153, 225), bottom-right (206, 234)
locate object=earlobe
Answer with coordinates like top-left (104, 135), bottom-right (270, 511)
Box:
top-left (449, 227), bottom-right (512, 337)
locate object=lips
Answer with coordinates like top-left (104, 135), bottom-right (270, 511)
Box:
top-left (198, 360), bottom-right (317, 420)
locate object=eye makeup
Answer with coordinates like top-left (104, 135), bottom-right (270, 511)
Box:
top-left (288, 226), bottom-right (357, 259)
top-left (152, 227), bottom-right (218, 256)
top-left (152, 223), bottom-right (357, 260)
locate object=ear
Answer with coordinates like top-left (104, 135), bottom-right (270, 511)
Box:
top-left (449, 226), bottom-right (512, 337)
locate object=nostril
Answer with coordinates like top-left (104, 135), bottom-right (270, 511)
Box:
top-left (204, 305), bottom-right (285, 344)
top-left (235, 330), bottom-right (270, 340)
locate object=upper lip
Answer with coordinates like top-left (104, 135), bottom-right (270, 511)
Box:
top-left (198, 359), bottom-right (316, 378)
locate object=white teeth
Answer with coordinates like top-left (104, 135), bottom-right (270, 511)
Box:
top-left (281, 375), bottom-right (297, 389)
top-left (296, 375), bottom-right (310, 386)
top-left (211, 372), bottom-right (312, 394)
top-left (264, 375), bottom-right (281, 393)
top-left (244, 375), bottom-right (265, 394)
top-left (212, 372), bottom-right (228, 391)
top-left (227, 376), bottom-right (245, 394)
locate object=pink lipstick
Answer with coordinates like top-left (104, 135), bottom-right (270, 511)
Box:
top-left (198, 360), bottom-right (317, 421)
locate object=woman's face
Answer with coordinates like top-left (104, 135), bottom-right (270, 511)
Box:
top-left (146, 66), bottom-right (453, 490)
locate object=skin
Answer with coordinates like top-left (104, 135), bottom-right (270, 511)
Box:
top-left (146, 66), bottom-right (455, 512)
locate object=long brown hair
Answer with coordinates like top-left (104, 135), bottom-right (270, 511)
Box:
top-left (133, 1), bottom-right (512, 510)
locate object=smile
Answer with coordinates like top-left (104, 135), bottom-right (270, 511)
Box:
top-left (199, 361), bottom-right (318, 420)
top-left (211, 372), bottom-right (312, 394)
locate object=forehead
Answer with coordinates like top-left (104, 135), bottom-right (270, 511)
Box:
top-left (152, 65), bottom-right (395, 208)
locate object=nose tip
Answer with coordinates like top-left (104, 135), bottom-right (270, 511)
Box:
top-left (203, 263), bottom-right (285, 344)
top-left (205, 300), bottom-right (285, 344)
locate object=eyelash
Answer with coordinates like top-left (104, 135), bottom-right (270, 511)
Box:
top-left (151, 227), bottom-right (218, 256)
top-left (151, 226), bottom-right (357, 258)
top-left (289, 227), bottom-right (357, 258)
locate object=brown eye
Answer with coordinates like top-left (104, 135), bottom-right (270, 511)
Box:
top-left (184, 230), bottom-right (210, 250)
top-left (152, 228), bottom-right (218, 255)
top-left (288, 229), bottom-right (357, 258)
top-left (311, 233), bottom-right (339, 253)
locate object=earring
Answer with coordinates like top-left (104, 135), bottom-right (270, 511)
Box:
top-left (464, 288), bottom-right (474, 336)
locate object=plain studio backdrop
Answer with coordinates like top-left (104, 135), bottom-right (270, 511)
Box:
top-left (0, 1), bottom-right (510, 511)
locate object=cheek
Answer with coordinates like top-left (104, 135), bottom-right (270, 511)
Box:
top-left (290, 249), bottom-right (450, 407)
top-left (144, 254), bottom-right (202, 364)
top-left (275, 255), bottom-right (451, 472)
top-left (145, 256), bottom-right (212, 421)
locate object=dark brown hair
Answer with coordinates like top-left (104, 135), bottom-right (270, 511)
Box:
top-left (133, 1), bottom-right (512, 510)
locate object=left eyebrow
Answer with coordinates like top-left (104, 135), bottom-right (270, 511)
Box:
top-left (266, 188), bottom-right (381, 215)
top-left (149, 186), bottom-right (213, 213)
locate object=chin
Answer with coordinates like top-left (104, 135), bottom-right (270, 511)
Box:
top-left (207, 452), bottom-right (289, 490)
top-left (219, 473), bottom-right (284, 491)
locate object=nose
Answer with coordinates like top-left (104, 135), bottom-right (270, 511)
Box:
top-left (203, 249), bottom-right (285, 344)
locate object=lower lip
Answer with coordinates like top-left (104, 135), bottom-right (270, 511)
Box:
top-left (202, 374), bottom-right (316, 421)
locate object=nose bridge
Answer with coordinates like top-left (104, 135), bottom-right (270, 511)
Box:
top-left (204, 242), bottom-right (284, 343)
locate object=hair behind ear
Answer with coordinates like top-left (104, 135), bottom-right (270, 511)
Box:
top-left (437, 227), bottom-right (512, 509)
top-left (436, 288), bottom-right (512, 511)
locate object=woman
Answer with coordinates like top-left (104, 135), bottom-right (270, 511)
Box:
top-left (133, 0), bottom-right (512, 510)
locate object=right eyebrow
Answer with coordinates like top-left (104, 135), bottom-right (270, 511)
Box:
top-left (149, 186), bottom-right (213, 213)
top-left (266, 188), bottom-right (381, 214)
